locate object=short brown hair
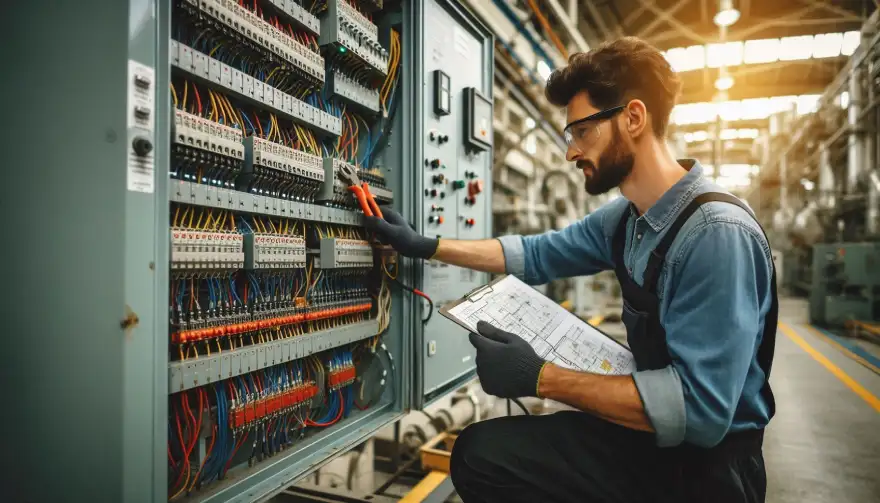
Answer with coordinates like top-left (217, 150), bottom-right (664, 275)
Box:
top-left (545, 37), bottom-right (682, 137)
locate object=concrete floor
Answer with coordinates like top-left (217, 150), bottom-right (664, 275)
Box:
top-left (764, 298), bottom-right (880, 502)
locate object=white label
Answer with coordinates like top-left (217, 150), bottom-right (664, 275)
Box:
top-left (127, 59), bottom-right (155, 193)
top-left (127, 60), bottom-right (155, 130)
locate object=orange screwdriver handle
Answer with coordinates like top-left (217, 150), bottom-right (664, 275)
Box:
top-left (361, 183), bottom-right (384, 219)
top-left (347, 185), bottom-right (373, 217)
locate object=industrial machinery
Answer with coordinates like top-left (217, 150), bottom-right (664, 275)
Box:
top-left (746, 13), bottom-right (880, 328)
top-left (809, 242), bottom-right (880, 326)
top-left (5, 1), bottom-right (492, 501)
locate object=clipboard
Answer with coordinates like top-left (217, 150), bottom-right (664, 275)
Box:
top-left (438, 274), bottom-right (510, 333)
top-left (439, 275), bottom-right (634, 374)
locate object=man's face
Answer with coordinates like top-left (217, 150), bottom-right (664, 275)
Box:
top-left (564, 92), bottom-right (635, 195)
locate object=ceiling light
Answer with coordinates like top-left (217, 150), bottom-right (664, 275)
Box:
top-left (715, 73), bottom-right (734, 91)
top-left (714, 0), bottom-right (740, 27)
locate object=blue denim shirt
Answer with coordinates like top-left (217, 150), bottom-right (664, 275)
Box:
top-left (497, 161), bottom-right (774, 448)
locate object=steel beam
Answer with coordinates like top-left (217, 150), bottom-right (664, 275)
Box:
top-left (634, 0), bottom-right (704, 43)
top-left (799, 0), bottom-right (864, 21)
top-left (545, 0), bottom-right (590, 51)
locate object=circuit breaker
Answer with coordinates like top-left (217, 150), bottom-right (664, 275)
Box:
top-left (8, 1), bottom-right (491, 501)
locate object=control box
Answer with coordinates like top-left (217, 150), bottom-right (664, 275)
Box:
top-left (8, 1), bottom-right (492, 502)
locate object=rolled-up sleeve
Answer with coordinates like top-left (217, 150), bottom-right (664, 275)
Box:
top-left (496, 199), bottom-right (623, 285)
top-left (635, 221), bottom-right (771, 448)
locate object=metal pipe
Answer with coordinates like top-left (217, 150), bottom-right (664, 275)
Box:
top-left (490, 0), bottom-right (557, 69)
top-left (818, 146), bottom-right (835, 208)
top-left (847, 57), bottom-right (865, 194)
top-left (780, 154), bottom-right (788, 215)
top-left (866, 31), bottom-right (879, 235)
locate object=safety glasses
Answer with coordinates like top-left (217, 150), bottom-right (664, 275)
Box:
top-left (563, 105), bottom-right (626, 151)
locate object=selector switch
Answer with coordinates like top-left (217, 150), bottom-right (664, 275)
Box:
top-left (133, 137), bottom-right (153, 156)
top-left (430, 158), bottom-right (441, 169)
top-left (428, 216), bottom-right (445, 224)
top-left (429, 189), bottom-right (438, 197)
top-left (433, 174), bottom-right (446, 184)
top-left (465, 218), bottom-right (476, 227)
top-left (465, 196), bottom-right (476, 205)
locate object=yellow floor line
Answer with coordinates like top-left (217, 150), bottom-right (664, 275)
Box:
top-left (778, 322), bottom-right (880, 414)
top-left (588, 315), bottom-right (605, 326)
top-left (802, 324), bottom-right (880, 375)
top-left (400, 471), bottom-right (449, 503)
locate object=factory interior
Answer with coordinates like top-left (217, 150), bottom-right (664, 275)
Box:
top-left (4, 0), bottom-right (880, 502)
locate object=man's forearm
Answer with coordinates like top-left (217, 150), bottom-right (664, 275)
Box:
top-left (432, 239), bottom-right (506, 273)
top-left (538, 363), bottom-right (654, 432)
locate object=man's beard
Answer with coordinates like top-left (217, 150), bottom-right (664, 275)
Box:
top-left (578, 123), bottom-right (634, 195)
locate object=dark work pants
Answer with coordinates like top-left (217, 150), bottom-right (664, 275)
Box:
top-left (449, 411), bottom-right (766, 503)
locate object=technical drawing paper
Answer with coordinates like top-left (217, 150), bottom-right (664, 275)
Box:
top-left (442, 275), bottom-right (635, 375)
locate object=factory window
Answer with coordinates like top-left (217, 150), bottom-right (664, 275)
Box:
top-left (665, 31), bottom-right (860, 71)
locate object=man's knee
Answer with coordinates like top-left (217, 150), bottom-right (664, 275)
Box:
top-left (450, 419), bottom-right (503, 489)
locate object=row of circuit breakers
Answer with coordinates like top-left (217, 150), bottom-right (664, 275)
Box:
top-left (158, 0), bottom-right (490, 501)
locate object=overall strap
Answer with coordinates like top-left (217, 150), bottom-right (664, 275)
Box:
top-left (611, 207), bottom-right (632, 281)
top-left (641, 193), bottom-right (756, 294)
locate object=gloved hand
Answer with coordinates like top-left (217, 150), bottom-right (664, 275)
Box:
top-left (468, 321), bottom-right (548, 398)
top-left (363, 208), bottom-right (439, 259)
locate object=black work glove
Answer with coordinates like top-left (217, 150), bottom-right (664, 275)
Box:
top-left (468, 321), bottom-right (547, 399)
top-left (363, 208), bottom-right (439, 259)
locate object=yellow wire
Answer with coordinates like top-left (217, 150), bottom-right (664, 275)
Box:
top-left (182, 81), bottom-right (189, 110)
top-left (170, 83), bottom-right (179, 108)
top-left (208, 91), bottom-right (219, 122)
top-left (173, 206), bottom-right (180, 227)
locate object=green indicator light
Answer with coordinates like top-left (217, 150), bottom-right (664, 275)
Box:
top-left (339, 46), bottom-right (347, 54)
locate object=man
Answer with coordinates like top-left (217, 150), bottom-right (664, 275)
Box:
top-left (366, 37), bottom-right (776, 503)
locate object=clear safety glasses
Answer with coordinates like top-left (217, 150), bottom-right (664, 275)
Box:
top-left (563, 105), bottom-right (625, 151)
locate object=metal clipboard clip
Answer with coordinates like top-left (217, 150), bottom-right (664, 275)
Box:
top-left (465, 284), bottom-right (494, 302)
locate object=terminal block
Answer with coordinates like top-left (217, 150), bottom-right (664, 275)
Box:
top-left (337, 0), bottom-right (379, 44)
top-left (326, 354), bottom-right (356, 391)
top-left (241, 136), bottom-right (325, 201)
top-left (319, 0), bottom-right (388, 78)
top-left (230, 381), bottom-right (319, 431)
top-left (171, 42), bottom-right (341, 137)
top-left (265, 0), bottom-right (321, 36)
top-left (244, 233), bottom-right (307, 269)
top-left (170, 228), bottom-right (244, 270)
top-left (317, 158), bottom-right (356, 206)
top-left (326, 70), bottom-right (380, 115)
top-left (171, 109), bottom-right (244, 186)
top-left (184, 0), bottom-right (324, 85)
top-left (317, 158), bottom-right (393, 207)
top-left (319, 238), bottom-right (374, 268)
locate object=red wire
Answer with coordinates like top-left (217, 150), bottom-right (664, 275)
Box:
top-left (192, 84), bottom-right (203, 116)
top-left (223, 430), bottom-right (250, 475)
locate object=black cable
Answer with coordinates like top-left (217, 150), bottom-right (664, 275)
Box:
top-left (511, 398), bottom-right (530, 416)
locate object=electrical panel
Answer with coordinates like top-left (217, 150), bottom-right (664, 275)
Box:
top-left (7, 0), bottom-right (491, 501)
